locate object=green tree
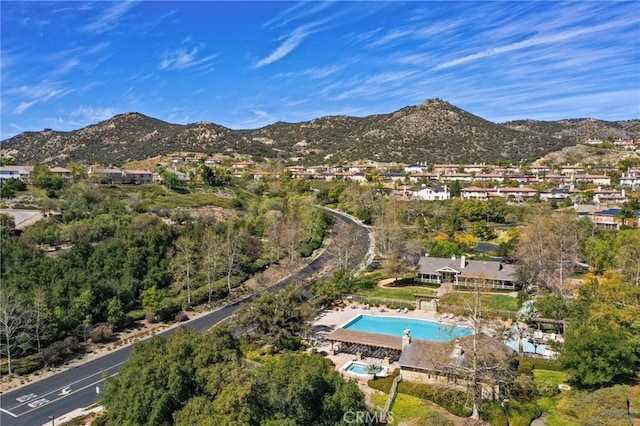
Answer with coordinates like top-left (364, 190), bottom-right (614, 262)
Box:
top-left (247, 353), bottom-right (367, 425)
top-left (614, 230), bottom-right (640, 286)
top-left (141, 285), bottom-right (166, 316)
top-left (107, 297), bottom-right (125, 329)
top-left (161, 171), bottom-right (179, 189)
top-left (561, 324), bottom-right (637, 387)
top-left (101, 327), bottom-right (242, 426)
top-left (429, 240), bottom-right (462, 258)
top-left (234, 283), bottom-right (314, 349)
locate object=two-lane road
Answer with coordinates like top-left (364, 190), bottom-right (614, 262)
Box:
top-left (0, 209), bottom-right (371, 426)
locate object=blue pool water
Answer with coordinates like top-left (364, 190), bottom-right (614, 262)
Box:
top-left (345, 362), bottom-right (371, 376)
top-left (505, 339), bottom-right (549, 356)
top-left (342, 315), bottom-right (472, 342)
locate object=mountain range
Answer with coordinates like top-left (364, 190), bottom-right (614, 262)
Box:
top-left (1, 99), bottom-right (638, 166)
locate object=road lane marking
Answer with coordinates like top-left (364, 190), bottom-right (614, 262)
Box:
top-left (58, 386), bottom-right (71, 395)
top-left (0, 408), bottom-right (18, 418)
top-left (16, 393), bottom-right (37, 402)
top-left (27, 398), bottom-right (49, 408)
top-left (17, 372), bottom-right (120, 418)
top-left (7, 360), bottom-right (127, 411)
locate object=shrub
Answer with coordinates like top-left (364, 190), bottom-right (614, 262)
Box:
top-left (13, 354), bottom-right (45, 375)
top-left (534, 381), bottom-right (560, 397)
top-left (145, 312), bottom-right (158, 324)
top-left (158, 300), bottom-right (181, 322)
top-left (397, 382), bottom-right (472, 417)
top-left (42, 340), bottom-right (69, 365)
top-left (63, 336), bottom-right (81, 352)
top-left (91, 323), bottom-right (113, 343)
top-left (480, 399), bottom-right (542, 426)
top-left (175, 311), bottom-right (189, 322)
top-left (367, 368), bottom-right (399, 393)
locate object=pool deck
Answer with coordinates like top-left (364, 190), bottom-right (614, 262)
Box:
top-left (313, 303), bottom-right (471, 374)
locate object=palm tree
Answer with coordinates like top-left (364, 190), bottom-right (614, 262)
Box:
top-left (366, 364), bottom-right (384, 379)
top-left (517, 300), bottom-right (538, 325)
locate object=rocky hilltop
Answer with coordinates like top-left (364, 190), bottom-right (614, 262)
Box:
top-left (2, 99), bottom-right (637, 165)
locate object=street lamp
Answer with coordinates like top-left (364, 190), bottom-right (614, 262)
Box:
top-left (48, 415), bottom-right (55, 426)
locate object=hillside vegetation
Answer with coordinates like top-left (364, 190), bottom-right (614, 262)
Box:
top-left (5, 99), bottom-right (636, 166)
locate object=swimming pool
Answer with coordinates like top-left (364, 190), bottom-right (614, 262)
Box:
top-left (341, 315), bottom-right (472, 342)
top-left (346, 361), bottom-right (370, 375)
top-left (505, 339), bottom-right (549, 356)
top-left (340, 361), bottom-right (390, 377)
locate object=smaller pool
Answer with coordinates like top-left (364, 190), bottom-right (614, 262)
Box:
top-left (505, 339), bottom-right (549, 356)
top-left (340, 361), bottom-right (389, 377)
top-left (346, 362), bottom-right (371, 375)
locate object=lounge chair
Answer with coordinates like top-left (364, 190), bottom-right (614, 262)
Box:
top-left (402, 307), bottom-right (408, 314)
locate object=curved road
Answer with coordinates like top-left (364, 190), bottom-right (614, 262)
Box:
top-left (0, 209), bottom-right (371, 426)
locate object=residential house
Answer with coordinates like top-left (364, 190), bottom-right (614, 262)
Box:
top-left (529, 165), bottom-right (551, 174)
top-left (232, 161), bottom-right (253, 170)
top-left (461, 164), bottom-right (488, 174)
top-left (412, 186), bottom-right (450, 201)
top-left (433, 164), bottom-right (460, 175)
top-left (440, 173), bottom-right (473, 182)
top-left (473, 173), bottom-right (504, 183)
top-left (593, 188), bottom-right (626, 204)
top-left (0, 165), bottom-right (33, 183)
top-left (415, 255), bottom-right (518, 290)
top-left (343, 172), bottom-right (368, 183)
top-left (49, 166), bottom-right (73, 180)
top-left (559, 165), bottom-right (584, 175)
top-left (495, 187), bottom-right (537, 201)
top-left (620, 168), bottom-right (640, 189)
top-left (88, 167), bottom-right (124, 184)
top-left (123, 169), bottom-right (154, 184)
top-left (539, 188), bottom-right (572, 201)
top-left (591, 208), bottom-right (640, 230)
top-left (395, 185), bottom-right (413, 200)
top-left (404, 164), bottom-right (425, 173)
top-left (410, 172), bottom-right (439, 182)
top-left (399, 333), bottom-right (514, 400)
top-left (461, 186), bottom-right (490, 200)
top-left (380, 172), bottom-right (406, 183)
top-left (572, 174), bottom-right (611, 186)
top-left (506, 174), bottom-right (537, 184)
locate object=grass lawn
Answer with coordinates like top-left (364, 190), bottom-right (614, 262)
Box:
top-left (533, 369), bottom-right (567, 387)
top-left (359, 285), bottom-right (436, 301)
top-left (371, 393), bottom-right (453, 426)
top-left (536, 395), bottom-right (579, 426)
top-left (439, 292), bottom-right (520, 312)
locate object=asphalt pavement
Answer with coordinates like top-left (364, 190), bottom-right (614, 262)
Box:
top-left (0, 209), bottom-right (370, 426)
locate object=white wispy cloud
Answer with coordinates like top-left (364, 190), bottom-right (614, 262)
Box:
top-left (70, 105), bottom-right (116, 123)
top-left (81, 0), bottom-right (137, 33)
top-left (255, 26), bottom-right (311, 68)
top-left (263, 1), bottom-right (333, 29)
top-left (5, 81), bottom-right (75, 116)
top-left (55, 58), bottom-right (80, 75)
top-left (14, 100), bottom-right (38, 115)
top-left (434, 20), bottom-right (630, 71)
top-left (160, 45), bottom-right (217, 71)
top-left (274, 65), bottom-right (345, 80)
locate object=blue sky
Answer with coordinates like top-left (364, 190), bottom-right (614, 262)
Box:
top-left (1, 1), bottom-right (639, 141)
